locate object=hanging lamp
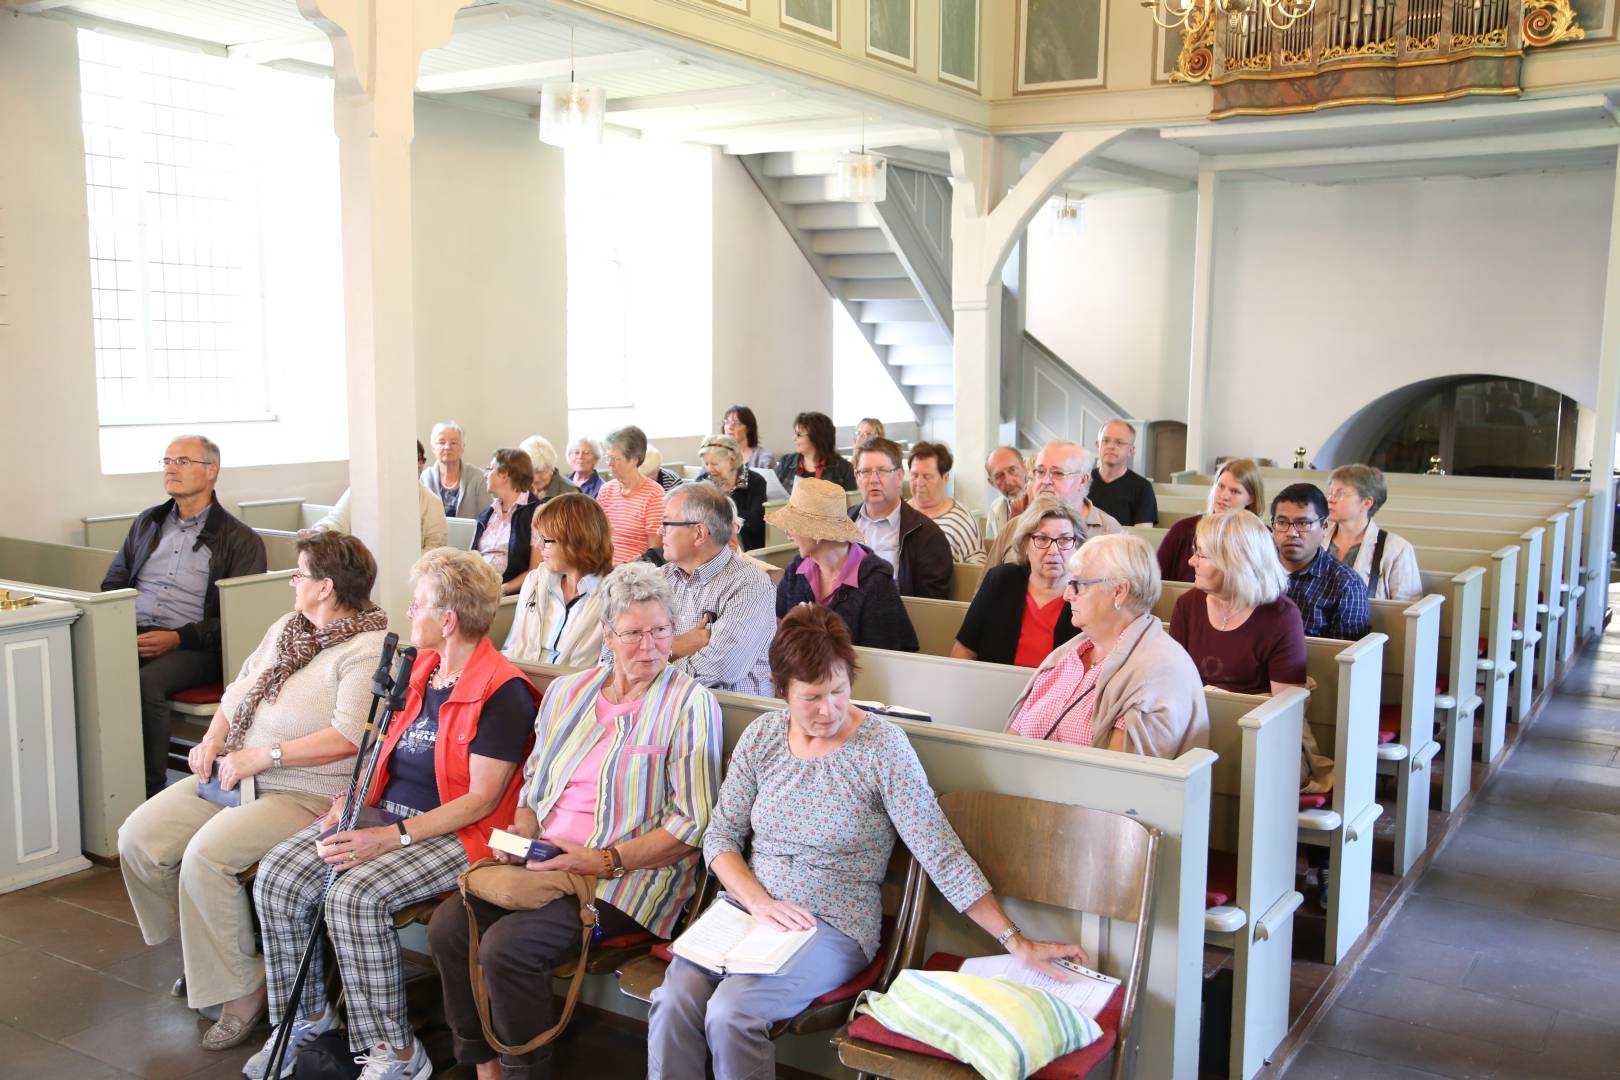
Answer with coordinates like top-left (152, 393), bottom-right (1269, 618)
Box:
top-left (831, 114), bottom-right (887, 203)
top-left (538, 26), bottom-right (605, 148)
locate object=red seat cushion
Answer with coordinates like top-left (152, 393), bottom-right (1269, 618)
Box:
top-left (845, 953), bottom-right (1121, 1079)
top-left (811, 949), bottom-right (885, 1006)
top-left (650, 941), bottom-right (674, 964)
top-left (601, 931), bottom-right (655, 950)
top-left (1377, 703), bottom-right (1400, 744)
top-left (1298, 792), bottom-right (1330, 810)
top-left (1205, 849), bottom-right (1238, 908)
top-left (1477, 636), bottom-right (1489, 659)
top-left (1436, 673), bottom-right (1450, 695)
top-left (171, 682), bottom-right (224, 705)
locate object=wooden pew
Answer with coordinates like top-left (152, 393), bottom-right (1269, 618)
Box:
top-left (236, 497), bottom-right (306, 532)
top-left (1368, 594), bottom-right (1443, 877)
top-left (489, 594), bottom-right (518, 649)
top-left (949, 561), bottom-right (984, 603)
top-left (1205, 688), bottom-right (1308, 1080)
top-left (84, 510), bottom-right (301, 571)
top-left (1300, 635), bottom-right (1387, 963)
top-left (1418, 548), bottom-right (1519, 767)
top-left (899, 596), bottom-right (969, 657)
top-left (850, 646), bottom-right (1032, 724)
top-left (1561, 496), bottom-right (1587, 662)
top-left (217, 570), bottom-right (294, 685)
top-left (0, 572), bottom-right (141, 860)
top-left (1535, 512), bottom-right (1568, 695)
top-left (512, 658), bottom-right (1217, 1080)
top-left (0, 536), bottom-right (116, 593)
top-left (1421, 567), bottom-right (1483, 814)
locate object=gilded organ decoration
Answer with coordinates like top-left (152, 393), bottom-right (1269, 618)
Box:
top-left (1169, 0), bottom-right (1586, 116)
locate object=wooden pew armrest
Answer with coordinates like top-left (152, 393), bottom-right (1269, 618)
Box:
top-left (1376, 742), bottom-right (1410, 762)
top-left (1476, 658), bottom-right (1494, 672)
top-left (1410, 740), bottom-right (1442, 773)
top-left (1298, 808), bottom-right (1342, 832)
top-left (1253, 891), bottom-right (1304, 944)
top-left (1434, 693), bottom-right (1457, 711)
top-left (1204, 906), bottom-right (1247, 935)
top-left (1344, 803), bottom-right (1383, 843)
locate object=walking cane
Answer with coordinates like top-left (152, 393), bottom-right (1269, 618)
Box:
top-left (262, 641), bottom-right (417, 1079)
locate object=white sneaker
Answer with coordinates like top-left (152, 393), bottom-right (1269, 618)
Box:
top-left (353, 1037), bottom-right (432, 1080)
top-left (241, 1006), bottom-right (337, 1080)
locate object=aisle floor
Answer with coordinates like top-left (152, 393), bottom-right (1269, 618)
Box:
top-left (1283, 627), bottom-right (1620, 1079)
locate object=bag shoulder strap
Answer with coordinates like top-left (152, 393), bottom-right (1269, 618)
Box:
top-left (1367, 528), bottom-right (1389, 598)
top-left (459, 859), bottom-right (600, 1056)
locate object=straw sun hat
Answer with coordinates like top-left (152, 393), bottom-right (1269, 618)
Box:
top-left (765, 477), bottom-right (863, 545)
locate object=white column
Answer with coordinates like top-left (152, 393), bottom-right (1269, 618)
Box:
top-left (298, 0), bottom-right (469, 629)
top-left (1585, 152), bottom-right (1620, 640)
top-left (1184, 166), bottom-right (1218, 474)
top-left (949, 131), bottom-right (1006, 513)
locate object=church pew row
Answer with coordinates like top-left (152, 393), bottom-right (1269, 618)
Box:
top-left (1155, 578), bottom-right (1438, 880)
top-left (511, 658), bottom-right (1218, 1080)
top-left (83, 510), bottom-right (303, 571)
top-left (1423, 567), bottom-right (1484, 814)
top-left (233, 497), bottom-right (483, 551)
top-left (1169, 468), bottom-right (1588, 500)
top-left (0, 536), bottom-right (298, 857)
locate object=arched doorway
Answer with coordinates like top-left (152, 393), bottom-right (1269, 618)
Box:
top-left (1355, 376), bottom-right (1580, 478)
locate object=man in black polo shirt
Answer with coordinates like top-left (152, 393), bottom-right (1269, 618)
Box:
top-left (1088, 419), bottom-right (1158, 526)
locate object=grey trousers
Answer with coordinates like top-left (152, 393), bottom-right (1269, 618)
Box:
top-left (138, 647), bottom-right (218, 796)
top-left (646, 918), bottom-right (867, 1080)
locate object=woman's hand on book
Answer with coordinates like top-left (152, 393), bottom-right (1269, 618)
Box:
top-left (749, 896), bottom-right (817, 933)
top-left (1008, 935), bottom-right (1090, 981)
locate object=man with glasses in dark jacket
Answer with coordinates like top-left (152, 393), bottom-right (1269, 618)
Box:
top-left (103, 435), bottom-right (267, 795)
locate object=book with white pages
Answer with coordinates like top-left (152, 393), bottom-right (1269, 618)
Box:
top-left (958, 954), bottom-right (1121, 1020)
top-left (670, 897), bottom-right (817, 976)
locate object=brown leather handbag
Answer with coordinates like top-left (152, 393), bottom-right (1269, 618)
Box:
top-left (455, 858), bottom-right (600, 1055)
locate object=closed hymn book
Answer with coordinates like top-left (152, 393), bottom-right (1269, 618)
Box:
top-left (197, 769), bottom-right (255, 809)
top-left (670, 898), bottom-right (817, 976)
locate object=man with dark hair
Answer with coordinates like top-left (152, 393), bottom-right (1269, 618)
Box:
top-left (1089, 419), bottom-right (1158, 526)
top-left (849, 437), bottom-right (952, 599)
top-left (1270, 482), bottom-right (1370, 641)
top-left (103, 435), bottom-right (268, 795)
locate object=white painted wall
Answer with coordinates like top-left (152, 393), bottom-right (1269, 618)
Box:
top-left (0, 14), bottom-right (349, 546)
top-left (1203, 167), bottom-right (1614, 466)
top-left (413, 98), bottom-right (569, 467)
top-left (1024, 190), bottom-right (1196, 421)
top-left (710, 151), bottom-right (837, 453)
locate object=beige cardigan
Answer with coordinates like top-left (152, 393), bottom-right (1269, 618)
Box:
top-left (1005, 612), bottom-right (1209, 759)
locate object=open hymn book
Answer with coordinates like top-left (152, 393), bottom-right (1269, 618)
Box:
top-left (958, 954), bottom-right (1120, 1020)
top-left (670, 897), bottom-right (817, 976)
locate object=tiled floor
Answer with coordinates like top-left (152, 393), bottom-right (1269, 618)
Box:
top-left (0, 867), bottom-right (650, 1079)
top-left (1283, 620), bottom-right (1620, 1080)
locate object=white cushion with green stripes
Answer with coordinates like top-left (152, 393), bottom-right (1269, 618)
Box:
top-left (854, 969), bottom-right (1103, 1080)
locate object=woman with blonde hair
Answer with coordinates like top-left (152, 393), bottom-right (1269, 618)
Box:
top-left (1005, 532), bottom-right (1207, 757)
top-left (1324, 463), bottom-right (1422, 601)
top-left (1169, 509), bottom-right (1307, 695)
top-left (504, 492), bottom-right (616, 666)
top-left (699, 433), bottom-right (767, 551)
top-left (1156, 458), bottom-right (1265, 584)
top-left (519, 434), bottom-right (578, 505)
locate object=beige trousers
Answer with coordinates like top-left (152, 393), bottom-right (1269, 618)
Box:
top-left (118, 776), bottom-right (329, 1009)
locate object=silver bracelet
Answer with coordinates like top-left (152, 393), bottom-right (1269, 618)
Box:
top-left (995, 924), bottom-right (1021, 948)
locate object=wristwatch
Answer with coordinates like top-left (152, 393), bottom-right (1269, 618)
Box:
top-left (603, 846), bottom-right (626, 880)
top-left (995, 924), bottom-right (1022, 948)
top-left (269, 744), bottom-right (283, 770)
top-left (396, 820), bottom-right (413, 848)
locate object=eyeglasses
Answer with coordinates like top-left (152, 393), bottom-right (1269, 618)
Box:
top-left (1191, 548), bottom-right (1210, 561)
top-left (1271, 517), bottom-right (1321, 535)
top-left (159, 457), bottom-right (214, 468)
top-left (289, 569), bottom-right (326, 584)
top-left (538, 535), bottom-right (557, 547)
top-left (659, 520), bottom-right (701, 531)
top-left (1065, 577), bottom-right (1111, 594)
top-left (1325, 488), bottom-right (1359, 503)
top-left (610, 624), bottom-right (675, 644)
top-left (1031, 466), bottom-right (1083, 480)
top-left (1098, 438), bottom-right (1133, 449)
top-left (854, 467), bottom-right (899, 481)
top-left (406, 600), bottom-right (444, 618)
top-left (1028, 533), bottom-right (1078, 551)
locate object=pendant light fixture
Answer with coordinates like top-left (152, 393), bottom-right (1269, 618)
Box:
top-left (1048, 193), bottom-right (1082, 236)
top-left (831, 113), bottom-right (887, 203)
top-left (538, 25), bottom-right (605, 148)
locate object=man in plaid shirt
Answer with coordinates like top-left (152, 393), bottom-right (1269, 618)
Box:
top-left (1271, 483), bottom-right (1371, 640)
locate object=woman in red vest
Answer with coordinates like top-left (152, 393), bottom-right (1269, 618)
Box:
top-left (245, 548), bottom-right (539, 1080)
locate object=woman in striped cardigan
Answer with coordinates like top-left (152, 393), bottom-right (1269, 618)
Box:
top-left (428, 560), bottom-right (723, 1080)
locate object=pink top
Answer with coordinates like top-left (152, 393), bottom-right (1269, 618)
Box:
top-left (598, 478), bottom-right (666, 565)
top-left (477, 493), bottom-right (530, 574)
top-left (796, 544), bottom-right (866, 605)
top-left (540, 693), bottom-right (642, 845)
top-left (1008, 640), bottom-right (1115, 747)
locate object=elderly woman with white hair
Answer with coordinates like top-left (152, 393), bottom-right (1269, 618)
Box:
top-left (567, 437), bottom-right (604, 499)
top-left (519, 434), bottom-right (578, 505)
top-left (422, 420), bottom-right (492, 520)
top-left (699, 433), bottom-right (767, 551)
top-left (430, 560), bottom-right (722, 1080)
top-left (1006, 532), bottom-right (1208, 757)
top-left (1171, 510), bottom-right (1308, 696)
top-left (244, 548), bottom-right (540, 1079)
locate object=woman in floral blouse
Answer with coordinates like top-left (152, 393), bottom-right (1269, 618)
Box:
top-left (646, 605), bottom-right (1087, 1080)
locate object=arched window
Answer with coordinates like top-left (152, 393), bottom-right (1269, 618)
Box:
top-left (1368, 377), bottom-right (1578, 479)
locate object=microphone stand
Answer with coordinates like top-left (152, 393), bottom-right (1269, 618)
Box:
top-left (262, 642), bottom-right (417, 1080)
